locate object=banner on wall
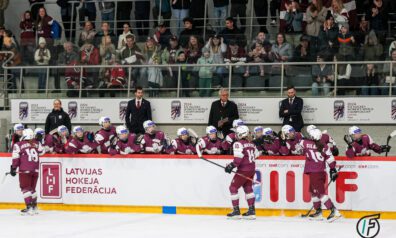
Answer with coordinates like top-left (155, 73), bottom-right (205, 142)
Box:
top-left (11, 98), bottom-right (396, 124)
top-left (0, 155), bottom-right (395, 212)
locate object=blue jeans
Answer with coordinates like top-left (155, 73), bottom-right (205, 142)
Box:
top-left (312, 82), bottom-right (330, 96)
top-left (102, 10), bottom-right (115, 30)
top-left (172, 9), bottom-right (189, 35)
top-left (380, 83), bottom-right (396, 95)
top-left (361, 85), bottom-right (380, 95)
top-left (37, 69), bottom-right (47, 90)
top-left (213, 6), bottom-right (228, 32)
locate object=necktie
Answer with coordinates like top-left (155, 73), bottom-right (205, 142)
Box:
top-left (137, 100), bottom-right (141, 109)
top-left (289, 98), bottom-right (293, 105)
top-left (222, 102), bottom-right (226, 107)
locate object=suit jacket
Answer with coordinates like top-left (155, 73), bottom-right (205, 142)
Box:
top-left (279, 96), bottom-right (304, 132)
top-left (125, 98), bottom-right (152, 134)
top-left (208, 99), bottom-right (239, 136)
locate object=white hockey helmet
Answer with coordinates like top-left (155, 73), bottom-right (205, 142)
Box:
top-left (253, 126), bottom-right (264, 134)
top-left (116, 125), bottom-right (129, 135)
top-left (349, 126), bottom-right (362, 135)
top-left (232, 119), bottom-right (244, 128)
top-left (22, 128), bottom-right (34, 140)
top-left (72, 126), bottom-right (84, 134)
top-left (281, 125), bottom-right (295, 135)
top-left (206, 126), bottom-right (217, 135)
top-left (309, 129), bottom-right (322, 141)
top-left (99, 116), bottom-right (111, 126)
top-left (57, 125), bottom-right (69, 135)
top-left (143, 120), bottom-right (156, 130)
top-left (14, 123), bottom-right (24, 131)
top-left (263, 127), bottom-right (273, 136)
top-left (306, 125), bottom-right (317, 134)
top-left (177, 127), bottom-right (189, 137)
top-left (34, 128), bottom-right (45, 136)
top-left (236, 125), bottom-right (250, 139)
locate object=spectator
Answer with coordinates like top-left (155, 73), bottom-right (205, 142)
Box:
top-left (64, 60), bottom-right (87, 97)
top-left (336, 23), bottom-right (355, 61)
top-left (360, 30), bottom-right (383, 61)
top-left (230, 0), bottom-right (247, 33)
top-left (366, 0), bottom-right (389, 45)
top-left (251, 32), bottom-right (271, 48)
top-left (245, 42), bottom-right (266, 77)
top-left (190, 0), bottom-right (206, 30)
top-left (135, 0), bottom-right (151, 38)
top-left (195, 47), bottom-right (215, 97)
top-left (78, 0), bottom-right (96, 27)
top-left (205, 35), bottom-right (227, 87)
top-left (35, 7), bottom-right (53, 47)
top-left (19, 10), bottom-right (35, 65)
top-left (176, 51), bottom-right (190, 96)
top-left (45, 99), bottom-right (72, 134)
top-left (117, 23), bottom-right (133, 52)
top-left (55, 41), bottom-right (79, 93)
top-left (293, 35), bottom-right (314, 62)
top-left (219, 17), bottom-right (246, 47)
top-left (95, 22), bottom-right (116, 47)
top-left (141, 37), bottom-right (161, 90)
top-left (0, 33), bottom-right (23, 92)
top-left (284, 0), bottom-right (304, 48)
top-left (120, 34), bottom-right (144, 85)
top-left (185, 35), bottom-right (202, 63)
top-left (318, 12), bottom-right (338, 58)
top-left (29, 0), bottom-right (44, 21)
top-left (311, 54), bottom-right (333, 96)
top-left (99, 55), bottom-right (126, 97)
top-left (125, 86), bottom-right (152, 134)
top-left (335, 63), bottom-right (352, 95)
top-left (80, 42), bottom-right (100, 88)
top-left (381, 49), bottom-right (396, 95)
top-left (99, 35), bottom-right (116, 69)
top-left (360, 63), bottom-right (381, 96)
top-left (171, 0), bottom-right (191, 35)
top-left (153, 0), bottom-right (172, 28)
top-left (279, 85), bottom-right (304, 132)
top-left (57, 0), bottom-right (77, 40)
top-left (208, 88), bottom-right (239, 136)
top-left (271, 33), bottom-right (293, 63)
top-left (305, 0), bottom-right (327, 55)
top-left (147, 55), bottom-right (163, 97)
top-left (78, 20), bottom-right (96, 47)
top-left (98, 0), bottom-right (115, 30)
top-left (213, 0), bottom-right (229, 32)
top-left (253, 0), bottom-right (268, 33)
top-left (354, 15), bottom-right (370, 51)
top-left (116, 1), bottom-right (133, 35)
top-left (153, 23), bottom-right (173, 49)
top-left (224, 40), bottom-right (246, 78)
top-left (161, 35), bottom-right (182, 80)
top-left (329, 0), bottom-right (348, 28)
top-left (34, 37), bottom-right (51, 92)
top-left (179, 17), bottom-right (200, 48)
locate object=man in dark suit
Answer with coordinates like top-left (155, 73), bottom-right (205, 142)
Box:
top-left (208, 88), bottom-right (239, 136)
top-left (279, 85), bottom-right (304, 132)
top-left (125, 86), bottom-right (152, 134)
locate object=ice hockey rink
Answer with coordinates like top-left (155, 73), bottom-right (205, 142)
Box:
top-left (0, 210), bottom-right (395, 238)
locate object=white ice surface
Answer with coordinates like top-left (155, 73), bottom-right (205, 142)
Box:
top-left (0, 210), bottom-right (395, 238)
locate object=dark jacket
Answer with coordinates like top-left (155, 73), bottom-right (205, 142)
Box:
top-left (208, 99), bottom-right (239, 136)
top-left (45, 108), bottom-right (72, 134)
top-left (125, 98), bottom-right (152, 134)
top-left (219, 26), bottom-right (246, 47)
top-left (279, 97), bottom-right (304, 132)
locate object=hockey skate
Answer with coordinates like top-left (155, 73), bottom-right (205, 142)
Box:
top-left (20, 205), bottom-right (34, 216)
top-left (31, 202), bottom-right (39, 215)
top-left (227, 206), bottom-right (241, 219)
top-left (242, 206), bottom-right (256, 220)
top-left (327, 207), bottom-right (342, 223)
top-left (308, 208), bottom-right (323, 221)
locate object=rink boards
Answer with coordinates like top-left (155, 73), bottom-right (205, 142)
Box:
top-left (1, 154), bottom-right (396, 219)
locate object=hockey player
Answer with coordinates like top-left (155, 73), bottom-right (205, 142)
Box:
top-left (344, 126), bottom-right (391, 158)
top-left (279, 125), bottom-right (304, 155)
top-left (168, 128), bottom-right (197, 155)
top-left (9, 123), bottom-right (24, 152)
top-left (225, 125), bottom-right (259, 220)
top-left (44, 125), bottom-right (72, 154)
top-left (222, 119), bottom-right (244, 154)
top-left (109, 126), bottom-right (141, 155)
top-left (252, 126), bottom-right (265, 152)
top-left (65, 126), bottom-right (97, 154)
top-left (95, 116), bottom-right (117, 154)
top-left (10, 128), bottom-right (45, 215)
top-left (140, 120), bottom-right (168, 154)
top-left (306, 125), bottom-right (339, 156)
top-left (261, 128), bottom-right (281, 155)
top-left (300, 129), bottom-right (341, 221)
top-left (196, 126), bottom-right (223, 155)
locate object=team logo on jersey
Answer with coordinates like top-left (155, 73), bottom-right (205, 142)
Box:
top-left (119, 101), bottom-right (128, 120)
top-left (333, 100), bottom-right (345, 121)
top-left (356, 214), bottom-right (381, 238)
top-left (171, 100), bottom-right (181, 120)
top-left (19, 101), bottom-right (29, 120)
top-left (68, 101), bottom-right (78, 119)
top-left (40, 163), bottom-right (62, 199)
top-left (391, 100), bottom-right (396, 120)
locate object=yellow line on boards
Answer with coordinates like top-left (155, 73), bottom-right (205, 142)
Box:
top-left (0, 203), bottom-right (395, 219)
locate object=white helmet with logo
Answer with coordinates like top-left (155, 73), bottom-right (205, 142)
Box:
top-left (72, 126), bottom-right (84, 134)
top-left (306, 124), bottom-right (317, 134)
top-left (98, 116), bottom-right (111, 126)
top-left (143, 120), bottom-right (156, 130)
top-left (232, 119), bottom-right (244, 128)
top-left (34, 128), bottom-right (45, 136)
top-left (236, 125), bottom-right (249, 139)
top-left (177, 127), bottom-right (189, 137)
top-left (349, 126), bottom-right (362, 135)
top-left (116, 125), bottom-right (129, 135)
top-left (309, 129), bottom-right (322, 141)
top-left (263, 127), bottom-right (273, 136)
top-left (57, 125), bottom-right (69, 135)
top-left (281, 125), bottom-right (295, 135)
top-left (206, 126), bottom-right (217, 135)
top-left (14, 123), bottom-right (24, 131)
top-left (22, 128), bottom-right (34, 140)
top-left (253, 126), bottom-right (263, 134)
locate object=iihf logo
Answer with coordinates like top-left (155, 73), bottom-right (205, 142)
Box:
top-left (68, 101), bottom-right (78, 119)
top-left (356, 214), bottom-right (381, 238)
top-left (119, 101), bottom-right (128, 120)
top-left (171, 100), bottom-right (181, 120)
top-left (333, 100), bottom-right (345, 121)
top-left (391, 100), bottom-right (396, 120)
top-left (19, 101), bottom-right (29, 120)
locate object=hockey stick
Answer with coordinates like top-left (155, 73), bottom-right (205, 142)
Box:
top-left (0, 172), bottom-right (10, 184)
top-left (385, 130), bottom-right (396, 157)
top-left (199, 156), bottom-right (261, 185)
top-left (301, 166), bottom-right (343, 218)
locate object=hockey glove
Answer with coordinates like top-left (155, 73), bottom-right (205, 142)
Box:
top-left (332, 146), bottom-right (339, 156)
top-left (343, 135), bottom-right (353, 148)
top-left (87, 132), bottom-right (94, 142)
top-left (380, 145), bottom-right (391, 153)
top-left (225, 162), bottom-right (235, 174)
top-left (330, 168), bottom-right (338, 182)
top-left (10, 165), bottom-right (17, 177)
